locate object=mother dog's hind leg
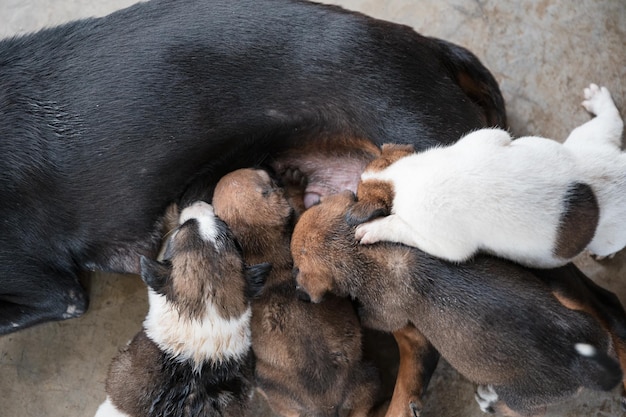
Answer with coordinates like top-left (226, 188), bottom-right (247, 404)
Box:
top-left (0, 262), bottom-right (88, 335)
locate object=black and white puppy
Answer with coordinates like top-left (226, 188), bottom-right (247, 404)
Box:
top-left (0, 0), bottom-right (507, 334)
top-left (95, 201), bottom-right (269, 417)
top-left (350, 84), bottom-right (624, 268)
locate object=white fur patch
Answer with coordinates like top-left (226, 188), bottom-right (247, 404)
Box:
top-left (358, 131), bottom-right (570, 267)
top-left (63, 304), bottom-right (78, 318)
top-left (179, 201), bottom-right (219, 244)
top-left (575, 343), bottom-right (596, 357)
top-left (94, 396), bottom-right (130, 417)
top-left (144, 289), bottom-right (252, 369)
top-left (475, 384), bottom-right (498, 412)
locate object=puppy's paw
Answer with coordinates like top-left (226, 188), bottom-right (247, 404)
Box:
top-left (355, 222), bottom-right (382, 245)
top-left (590, 251), bottom-right (617, 261)
top-left (281, 167), bottom-right (307, 190)
top-left (279, 167), bottom-right (308, 215)
top-left (475, 385), bottom-right (498, 414)
top-left (582, 83), bottom-right (613, 116)
top-left (409, 401), bottom-right (421, 417)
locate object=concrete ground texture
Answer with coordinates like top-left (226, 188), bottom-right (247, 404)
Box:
top-left (0, 1), bottom-right (625, 416)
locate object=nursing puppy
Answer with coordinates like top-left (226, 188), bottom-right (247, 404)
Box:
top-left (292, 192), bottom-right (624, 417)
top-left (95, 202), bottom-right (269, 417)
top-left (0, 0), bottom-right (507, 335)
top-left (349, 84), bottom-right (625, 268)
top-left (212, 169), bottom-right (382, 417)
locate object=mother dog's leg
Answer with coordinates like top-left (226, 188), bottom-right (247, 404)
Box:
top-left (0, 260), bottom-right (87, 335)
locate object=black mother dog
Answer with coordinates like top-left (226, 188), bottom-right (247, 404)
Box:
top-left (0, 0), bottom-right (506, 334)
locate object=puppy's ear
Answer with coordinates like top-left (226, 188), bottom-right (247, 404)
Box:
top-left (245, 262), bottom-right (272, 298)
top-left (161, 203), bottom-right (180, 236)
top-left (346, 201), bottom-right (389, 226)
top-left (140, 255), bottom-right (171, 291)
top-left (346, 179), bottom-right (393, 226)
top-left (293, 269), bottom-right (330, 304)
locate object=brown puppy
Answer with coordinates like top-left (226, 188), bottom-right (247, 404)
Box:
top-left (291, 192), bottom-right (624, 417)
top-left (212, 168), bottom-right (383, 417)
top-left (95, 202), bottom-right (269, 417)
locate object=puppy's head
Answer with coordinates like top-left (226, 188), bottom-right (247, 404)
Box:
top-left (213, 168), bottom-right (293, 263)
top-left (141, 201), bottom-right (270, 365)
top-left (346, 143), bottom-right (415, 226)
top-left (142, 201), bottom-right (269, 322)
top-left (291, 191), bottom-right (359, 303)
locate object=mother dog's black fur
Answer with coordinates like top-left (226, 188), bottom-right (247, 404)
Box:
top-left (0, 0), bottom-right (506, 334)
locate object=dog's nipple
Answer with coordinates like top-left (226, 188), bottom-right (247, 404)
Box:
top-left (304, 192), bottom-right (321, 208)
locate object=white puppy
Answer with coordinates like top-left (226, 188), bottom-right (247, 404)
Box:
top-left (350, 84), bottom-right (624, 268)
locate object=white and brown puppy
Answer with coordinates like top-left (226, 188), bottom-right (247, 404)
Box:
top-left (292, 192), bottom-right (624, 417)
top-left (95, 201), bottom-right (269, 417)
top-left (212, 168), bottom-right (383, 417)
top-left (348, 84), bottom-right (625, 268)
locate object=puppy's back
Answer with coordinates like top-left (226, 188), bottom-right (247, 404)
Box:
top-left (356, 131), bottom-right (599, 267)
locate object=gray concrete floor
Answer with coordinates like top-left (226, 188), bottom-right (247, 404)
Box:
top-left (0, 1), bottom-right (625, 416)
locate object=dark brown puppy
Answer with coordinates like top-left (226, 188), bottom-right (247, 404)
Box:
top-left (291, 192), bottom-right (624, 417)
top-left (96, 201), bottom-right (269, 417)
top-left (212, 169), bottom-right (383, 417)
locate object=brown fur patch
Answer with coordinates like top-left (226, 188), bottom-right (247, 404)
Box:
top-left (365, 143), bottom-right (415, 172)
top-left (552, 291), bottom-right (587, 312)
top-left (387, 325), bottom-right (439, 417)
top-left (163, 218), bottom-right (249, 321)
top-left (293, 191), bottom-right (360, 302)
top-left (213, 168), bottom-right (293, 269)
top-left (279, 134), bottom-right (381, 160)
top-left (156, 203), bottom-right (181, 262)
top-left (105, 331), bottom-right (163, 416)
top-left (456, 71), bottom-right (507, 128)
top-left (554, 182), bottom-right (599, 259)
top-left (162, 203), bottom-right (180, 236)
top-left (344, 143), bottom-right (414, 226)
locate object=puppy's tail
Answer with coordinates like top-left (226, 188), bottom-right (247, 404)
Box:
top-left (431, 38), bottom-right (507, 129)
top-left (575, 343), bottom-right (623, 391)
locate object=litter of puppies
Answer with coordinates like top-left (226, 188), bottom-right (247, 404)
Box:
top-left (99, 86), bottom-right (625, 415)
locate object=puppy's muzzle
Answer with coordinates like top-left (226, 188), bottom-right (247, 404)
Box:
top-left (295, 285), bottom-right (312, 303)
